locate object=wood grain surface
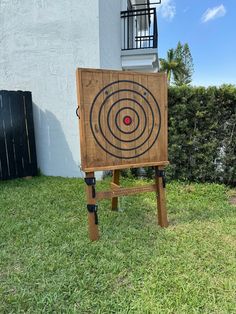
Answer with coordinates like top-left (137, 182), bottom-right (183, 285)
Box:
top-left (76, 68), bottom-right (168, 172)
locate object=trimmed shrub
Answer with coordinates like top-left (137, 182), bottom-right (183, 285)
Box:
top-left (167, 85), bottom-right (236, 186)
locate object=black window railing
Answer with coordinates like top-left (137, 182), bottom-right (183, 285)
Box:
top-left (121, 7), bottom-right (158, 51)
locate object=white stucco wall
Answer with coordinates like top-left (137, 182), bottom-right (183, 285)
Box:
top-left (99, 0), bottom-right (122, 70)
top-left (0, 0), bottom-right (100, 177)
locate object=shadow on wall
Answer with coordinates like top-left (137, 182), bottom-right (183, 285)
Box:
top-left (33, 103), bottom-right (81, 178)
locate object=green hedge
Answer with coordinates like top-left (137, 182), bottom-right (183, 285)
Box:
top-left (167, 85), bottom-right (236, 186)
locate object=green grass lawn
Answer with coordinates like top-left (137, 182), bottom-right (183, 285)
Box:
top-left (0, 176), bottom-right (235, 313)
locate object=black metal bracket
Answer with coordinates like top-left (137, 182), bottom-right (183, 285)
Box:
top-left (76, 107), bottom-right (80, 119)
top-left (84, 177), bottom-right (96, 198)
top-left (87, 204), bottom-right (98, 225)
top-left (84, 177), bottom-right (96, 186)
top-left (156, 169), bottom-right (166, 188)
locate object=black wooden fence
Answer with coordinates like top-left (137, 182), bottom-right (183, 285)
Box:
top-left (0, 91), bottom-right (37, 180)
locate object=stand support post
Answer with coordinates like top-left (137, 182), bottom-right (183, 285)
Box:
top-left (85, 172), bottom-right (99, 241)
top-left (154, 166), bottom-right (168, 228)
top-left (111, 169), bottom-right (120, 211)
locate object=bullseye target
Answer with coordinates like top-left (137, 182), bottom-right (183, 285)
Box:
top-left (76, 68), bottom-right (168, 171)
top-left (90, 81), bottom-right (161, 159)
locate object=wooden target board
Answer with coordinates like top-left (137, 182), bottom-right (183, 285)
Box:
top-left (76, 68), bottom-right (169, 241)
top-left (76, 68), bottom-right (168, 172)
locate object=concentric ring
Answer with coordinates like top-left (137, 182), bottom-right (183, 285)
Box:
top-left (90, 80), bottom-right (161, 159)
top-left (107, 99), bottom-right (147, 143)
top-left (115, 107), bottom-right (139, 134)
top-left (99, 90), bottom-right (154, 149)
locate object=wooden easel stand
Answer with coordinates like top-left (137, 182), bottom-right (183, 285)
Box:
top-left (84, 166), bottom-right (168, 241)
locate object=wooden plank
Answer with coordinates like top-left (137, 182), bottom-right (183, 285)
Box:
top-left (154, 166), bottom-right (168, 227)
top-left (117, 72), bottom-right (134, 162)
top-left (80, 70), bottom-right (105, 169)
top-left (134, 74), bottom-right (150, 164)
top-left (84, 160), bottom-right (169, 172)
top-left (148, 73), bottom-right (168, 162)
top-left (97, 184), bottom-right (157, 201)
top-left (85, 172), bottom-right (99, 241)
top-left (111, 169), bottom-right (120, 210)
top-left (77, 67), bottom-right (166, 78)
top-left (108, 71), bottom-right (120, 166)
top-left (102, 71), bottom-right (119, 167)
top-left (76, 69), bottom-right (87, 170)
top-left (164, 73), bottom-right (168, 161)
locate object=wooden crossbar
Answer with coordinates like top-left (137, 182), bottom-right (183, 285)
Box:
top-left (84, 166), bottom-right (168, 241)
top-left (96, 184), bottom-right (156, 201)
top-left (110, 182), bottom-right (120, 189)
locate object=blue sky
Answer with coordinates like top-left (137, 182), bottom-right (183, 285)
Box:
top-left (156, 0), bottom-right (235, 86)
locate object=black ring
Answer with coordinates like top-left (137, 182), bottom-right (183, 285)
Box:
top-left (90, 80), bottom-right (161, 159)
top-left (112, 107), bottom-right (141, 141)
top-left (106, 99), bottom-right (147, 143)
top-left (111, 106), bottom-right (145, 141)
top-left (91, 84), bottom-right (157, 156)
top-left (98, 89), bottom-right (154, 151)
top-left (115, 107), bottom-right (139, 134)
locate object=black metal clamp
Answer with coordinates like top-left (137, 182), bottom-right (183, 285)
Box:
top-left (84, 177), bottom-right (96, 198)
top-left (87, 204), bottom-right (99, 225)
top-left (156, 169), bottom-right (166, 188)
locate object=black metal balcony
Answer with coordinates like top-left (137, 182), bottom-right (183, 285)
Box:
top-left (121, 7), bottom-right (158, 51)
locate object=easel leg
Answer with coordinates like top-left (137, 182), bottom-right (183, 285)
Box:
top-left (154, 166), bottom-right (168, 228)
top-left (111, 170), bottom-right (120, 211)
top-left (85, 172), bottom-right (99, 241)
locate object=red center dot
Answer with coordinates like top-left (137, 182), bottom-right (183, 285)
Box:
top-left (123, 116), bottom-right (132, 126)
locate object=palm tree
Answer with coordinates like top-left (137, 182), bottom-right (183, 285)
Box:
top-left (159, 49), bottom-right (185, 85)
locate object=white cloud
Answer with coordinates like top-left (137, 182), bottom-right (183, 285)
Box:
top-left (201, 4), bottom-right (226, 23)
top-left (157, 0), bottom-right (176, 21)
